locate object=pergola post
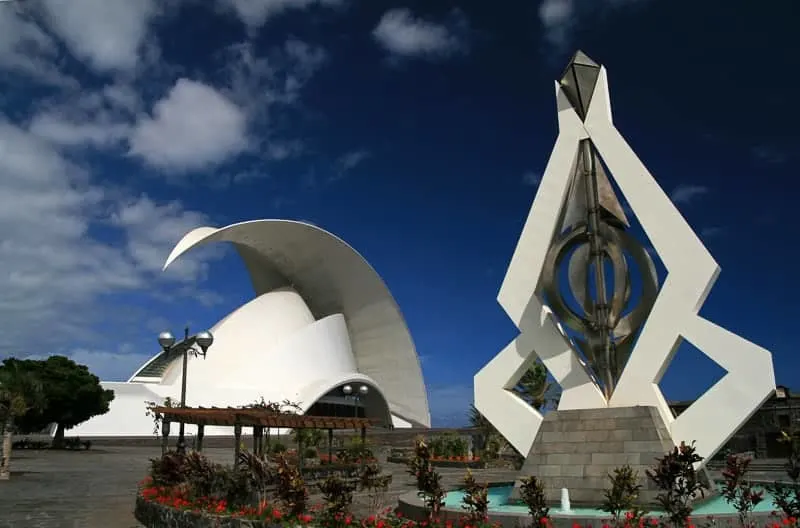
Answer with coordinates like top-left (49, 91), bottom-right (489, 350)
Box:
top-left (196, 424), bottom-right (205, 452)
top-left (360, 425), bottom-right (366, 468)
top-left (327, 428), bottom-right (333, 464)
top-left (161, 421), bottom-right (171, 455)
top-left (252, 426), bottom-right (259, 454)
top-left (297, 428), bottom-right (304, 470)
top-left (234, 424), bottom-right (242, 466)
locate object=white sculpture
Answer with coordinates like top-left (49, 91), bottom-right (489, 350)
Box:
top-left (473, 52), bottom-right (775, 464)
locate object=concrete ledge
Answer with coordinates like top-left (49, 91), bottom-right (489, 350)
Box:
top-left (386, 456), bottom-right (486, 469)
top-left (395, 489), bottom-right (782, 528)
top-left (135, 495), bottom-right (279, 528)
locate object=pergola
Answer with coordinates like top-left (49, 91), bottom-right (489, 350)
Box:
top-left (151, 406), bottom-right (383, 467)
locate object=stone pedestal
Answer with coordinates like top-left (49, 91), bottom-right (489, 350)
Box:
top-left (509, 406), bottom-right (679, 506)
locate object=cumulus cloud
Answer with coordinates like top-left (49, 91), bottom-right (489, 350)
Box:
top-left (0, 0), bottom-right (332, 376)
top-left (0, 6), bottom-right (74, 86)
top-left (538, 0), bottom-right (649, 52)
top-left (372, 8), bottom-right (469, 60)
top-left (37, 0), bottom-right (159, 73)
top-left (219, 0), bottom-right (343, 31)
top-left (0, 119), bottom-right (223, 356)
top-left (129, 79), bottom-right (250, 172)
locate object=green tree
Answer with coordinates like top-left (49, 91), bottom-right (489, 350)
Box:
top-left (512, 361), bottom-right (560, 411)
top-left (14, 356), bottom-right (114, 447)
top-left (469, 361), bottom-right (560, 459)
top-left (0, 359), bottom-right (44, 480)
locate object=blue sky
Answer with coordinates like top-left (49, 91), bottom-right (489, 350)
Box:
top-left (0, 0), bottom-right (796, 427)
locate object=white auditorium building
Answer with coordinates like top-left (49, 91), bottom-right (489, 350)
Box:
top-left (71, 220), bottom-right (431, 436)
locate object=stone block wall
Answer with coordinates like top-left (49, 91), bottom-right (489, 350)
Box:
top-left (512, 406), bottom-right (675, 506)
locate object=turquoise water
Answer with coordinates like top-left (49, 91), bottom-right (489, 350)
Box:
top-left (443, 485), bottom-right (781, 517)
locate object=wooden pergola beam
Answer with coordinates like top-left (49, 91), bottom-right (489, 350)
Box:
top-left (150, 406), bottom-right (384, 430)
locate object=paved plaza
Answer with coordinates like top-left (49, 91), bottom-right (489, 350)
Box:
top-left (0, 444), bottom-right (519, 528)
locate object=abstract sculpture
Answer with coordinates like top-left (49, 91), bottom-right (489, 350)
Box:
top-left (474, 52), bottom-right (776, 498)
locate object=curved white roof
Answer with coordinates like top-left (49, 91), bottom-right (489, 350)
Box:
top-left (162, 219), bottom-right (431, 427)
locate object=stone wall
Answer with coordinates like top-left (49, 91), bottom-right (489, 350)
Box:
top-left (512, 406), bottom-right (677, 506)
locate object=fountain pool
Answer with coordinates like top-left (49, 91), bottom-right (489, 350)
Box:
top-left (443, 485), bottom-right (781, 517)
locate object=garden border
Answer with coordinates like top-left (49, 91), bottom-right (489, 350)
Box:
top-left (395, 489), bottom-right (784, 528)
top-left (386, 456), bottom-right (486, 469)
top-left (135, 495), bottom-right (281, 528)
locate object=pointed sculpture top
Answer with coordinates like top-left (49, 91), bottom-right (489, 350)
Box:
top-left (559, 50), bottom-right (601, 120)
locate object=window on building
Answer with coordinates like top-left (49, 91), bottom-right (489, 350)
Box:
top-left (778, 414), bottom-right (791, 428)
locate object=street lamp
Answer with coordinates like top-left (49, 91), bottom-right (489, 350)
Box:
top-left (159, 326), bottom-right (214, 453)
top-left (342, 384), bottom-right (369, 419)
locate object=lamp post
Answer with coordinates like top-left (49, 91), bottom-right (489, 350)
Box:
top-left (158, 326), bottom-right (214, 453)
top-left (342, 384), bottom-right (369, 419)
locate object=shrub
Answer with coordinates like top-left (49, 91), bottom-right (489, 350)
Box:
top-left (225, 450), bottom-right (274, 508)
top-left (721, 454), bottom-right (764, 526)
top-left (461, 470), bottom-right (489, 524)
top-left (518, 475), bottom-right (549, 523)
top-left (271, 441), bottom-right (287, 454)
top-left (359, 461), bottom-right (392, 515)
top-left (275, 453), bottom-right (307, 516)
top-left (303, 447), bottom-right (318, 460)
top-left (318, 474), bottom-right (355, 521)
top-left (182, 451), bottom-right (229, 500)
top-left (646, 441), bottom-right (706, 527)
top-left (601, 465), bottom-right (647, 527)
top-left (149, 451), bottom-right (188, 488)
top-left (428, 433), bottom-right (468, 458)
top-left (408, 437), bottom-right (445, 519)
top-left (291, 427), bottom-right (324, 449)
top-left (767, 430), bottom-right (800, 519)
top-left (338, 437), bottom-right (374, 464)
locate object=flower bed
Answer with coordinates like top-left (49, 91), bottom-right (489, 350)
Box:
top-left (135, 484), bottom-right (500, 528)
top-left (387, 454), bottom-right (485, 469)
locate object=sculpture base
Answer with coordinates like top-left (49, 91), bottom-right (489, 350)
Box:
top-left (508, 406), bottom-right (712, 506)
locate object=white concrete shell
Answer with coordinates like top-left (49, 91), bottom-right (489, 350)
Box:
top-left (72, 220), bottom-right (430, 436)
top-left (473, 64), bottom-right (776, 464)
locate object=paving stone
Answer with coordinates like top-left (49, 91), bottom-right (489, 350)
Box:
top-left (0, 442), bottom-right (520, 528)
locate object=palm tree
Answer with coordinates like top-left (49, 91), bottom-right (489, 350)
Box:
top-left (0, 359), bottom-right (42, 480)
top-left (512, 361), bottom-right (561, 411)
top-left (468, 361), bottom-right (561, 460)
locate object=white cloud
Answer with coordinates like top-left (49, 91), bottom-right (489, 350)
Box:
top-left (29, 112), bottom-right (130, 148)
top-left (38, 0), bottom-right (159, 73)
top-left (0, 119), bottom-right (223, 356)
top-left (338, 149), bottom-right (370, 172)
top-left (0, 7), bottom-right (74, 86)
top-left (219, 0), bottom-right (343, 30)
top-left (670, 184), bottom-right (709, 205)
top-left (110, 194), bottom-right (221, 282)
top-left (372, 8), bottom-right (468, 60)
top-left (522, 170), bottom-right (541, 186)
top-left (538, 0), bottom-right (648, 51)
top-left (129, 79), bottom-right (250, 172)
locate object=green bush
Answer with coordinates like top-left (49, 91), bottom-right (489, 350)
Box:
top-left (427, 433), bottom-right (468, 458)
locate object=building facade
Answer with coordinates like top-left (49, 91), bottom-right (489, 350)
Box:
top-left (670, 386), bottom-right (800, 459)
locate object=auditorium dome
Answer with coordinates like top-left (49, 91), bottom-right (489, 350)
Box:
top-left (70, 220), bottom-right (431, 436)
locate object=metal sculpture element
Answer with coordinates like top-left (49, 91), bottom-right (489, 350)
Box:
top-left (540, 52), bottom-right (658, 399)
